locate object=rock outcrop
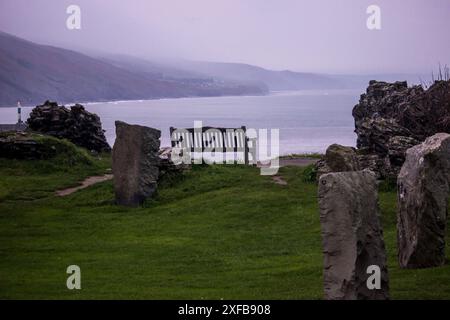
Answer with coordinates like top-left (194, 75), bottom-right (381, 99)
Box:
top-left (158, 147), bottom-right (190, 181)
top-left (0, 131), bottom-right (92, 163)
top-left (352, 80), bottom-right (450, 179)
top-left (27, 100), bottom-right (110, 153)
top-left (112, 121), bottom-right (161, 207)
top-left (397, 133), bottom-right (450, 268)
top-left (318, 170), bottom-right (389, 300)
top-left (0, 131), bottom-right (60, 160)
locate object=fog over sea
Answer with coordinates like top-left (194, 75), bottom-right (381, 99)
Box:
top-left (0, 90), bottom-right (360, 155)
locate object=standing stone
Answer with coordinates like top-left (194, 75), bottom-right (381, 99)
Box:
top-left (318, 170), bottom-right (389, 300)
top-left (112, 121), bottom-right (161, 207)
top-left (397, 133), bottom-right (450, 268)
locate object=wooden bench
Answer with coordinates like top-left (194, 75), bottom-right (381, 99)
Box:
top-left (169, 126), bottom-right (250, 165)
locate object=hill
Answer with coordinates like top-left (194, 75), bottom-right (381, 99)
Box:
top-left (102, 55), bottom-right (425, 92)
top-left (0, 31), bottom-right (266, 107)
top-left (102, 55), bottom-right (349, 91)
top-left (0, 31), bottom-right (424, 107)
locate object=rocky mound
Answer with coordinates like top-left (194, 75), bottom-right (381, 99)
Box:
top-left (27, 101), bottom-right (111, 153)
top-left (158, 147), bottom-right (191, 181)
top-left (314, 80), bottom-right (450, 180)
top-left (0, 131), bottom-right (93, 164)
top-left (353, 80), bottom-right (450, 179)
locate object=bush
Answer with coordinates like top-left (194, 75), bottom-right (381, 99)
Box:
top-left (301, 164), bottom-right (317, 183)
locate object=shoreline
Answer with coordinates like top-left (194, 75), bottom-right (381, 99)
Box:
top-left (0, 92), bottom-right (271, 109)
top-left (0, 88), bottom-right (363, 109)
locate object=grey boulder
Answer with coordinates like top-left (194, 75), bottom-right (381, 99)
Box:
top-left (315, 144), bottom-right (360, 180)
top-left (397, 133), bottom-right (450, 268)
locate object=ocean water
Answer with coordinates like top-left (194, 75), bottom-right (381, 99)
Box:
top-left (0, 90), bottom-right (360, 155)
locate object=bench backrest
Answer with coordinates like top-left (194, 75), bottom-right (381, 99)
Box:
top-left (169, 126), bottom-right (249, 164)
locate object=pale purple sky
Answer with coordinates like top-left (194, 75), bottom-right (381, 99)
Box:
top-left (1, 0), bottom-right (449, 73)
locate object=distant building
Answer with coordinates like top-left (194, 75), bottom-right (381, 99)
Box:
top-left (0, 102), bottom-right (28, 132)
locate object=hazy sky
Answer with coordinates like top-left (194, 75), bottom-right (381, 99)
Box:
top-left (1, 0), bottom-right (449, 74)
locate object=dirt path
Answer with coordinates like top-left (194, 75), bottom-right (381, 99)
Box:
top-left (272, 175), bottom-right (288, 185)
top-left (56, 174), bottom-right (113, 196)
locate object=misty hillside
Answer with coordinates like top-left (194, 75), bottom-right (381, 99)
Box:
top-left (0, 31), bottom-right (266, 107)
top-left (0, 31), bottom-right (424, 107)
top-left (102, 55), bottom-right (424, 92)
top-left (173, 60), bottom-right (346, 91)
top-left (102, 55), bottom-right (351, 91)
top-left (168, 60), bottom-right (425, 91)
top-left (100, 54), bottom-right (210, 81)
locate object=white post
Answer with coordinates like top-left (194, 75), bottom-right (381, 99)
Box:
top-left (17, 101), bottom-right (22, 123)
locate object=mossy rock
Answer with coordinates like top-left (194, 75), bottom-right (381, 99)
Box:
top-left (0, 131), bottom-right (93, 166)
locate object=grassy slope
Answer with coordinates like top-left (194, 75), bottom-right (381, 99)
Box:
top-left (0, 156), bottom-right (449, 299)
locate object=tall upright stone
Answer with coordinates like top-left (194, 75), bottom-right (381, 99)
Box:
top-left (112, 121), bottom-right (161, 207)
top-left (397, 133), bottom-right (450, 268)
top-left (318, 170), bottom-right (389, 300)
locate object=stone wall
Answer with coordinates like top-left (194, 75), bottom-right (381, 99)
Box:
top-left (27, 100), bottom-right (110, 153)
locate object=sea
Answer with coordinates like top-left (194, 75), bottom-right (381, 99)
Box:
top-left (0, 90), bottom-right (361, 155)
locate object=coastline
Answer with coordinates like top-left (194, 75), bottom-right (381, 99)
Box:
top-left (0, 88), bottom-right (363, 109)
top-left (0, 91), bottom-right (270, 109)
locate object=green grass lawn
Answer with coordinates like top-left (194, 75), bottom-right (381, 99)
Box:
top-left (0, 154), bottom-right (449, 299)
